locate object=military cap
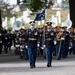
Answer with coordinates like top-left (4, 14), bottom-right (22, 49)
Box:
top-left (46, 22), bottom-right (52, 26)
top-left (29, 21), bottom-right (36, 25)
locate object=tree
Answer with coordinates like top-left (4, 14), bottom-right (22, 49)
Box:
top-left (69, 0), bottom-right (75, 27)
top-left (17, 0), bottom-right (20, 5)
top-left (29, 0), bottom-right (53, 12)
top-left (22, 0), bottom-right (27, 3)
top-left (0, 0), bottom-right (4, 29)
top-left (30, 0), bottom-right (43, 12)
top-left (0, 9), bottom-right (2, 26)
top-left (62, 0), bottom-right (69, 8)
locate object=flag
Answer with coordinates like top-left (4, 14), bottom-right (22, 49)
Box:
top-left (34, 9), bottom-right (46, 21)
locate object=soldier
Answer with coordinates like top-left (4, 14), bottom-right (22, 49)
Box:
top-left (69, 27), bottom-right (75, 55)
top-left (25, 21), bottom-right (39, 69)
top-left (55, 26), bottom-right (63, 60)
top-left (43, 22), bottom-right (55, 67)
top-left (68, 27), bottom-right (74, 54)
top-left (19, 27), bottom-right (28, 60)
top-left (0, 32), bottom-right (3, 54)
top-left (62, 26), bottom-right (71, 58)
top-left (38, 27), bottom-right (43, 57)
top-left (3, 30), bottom-right (13, 53)
top-left (3, 30), bottom-right (8, 53)
top-left (6, 30), bottom-right (13, 51)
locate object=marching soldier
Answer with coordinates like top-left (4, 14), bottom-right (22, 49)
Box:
top-left (3, 30), bottom-right (13, 53)
top-left (19, 27), bottom-right (28, 60)
top-left (69, 27), bottom-right (75, 55)
top-left (25, 21), bottom-right (40, 69)
top-left (0, 32), bottom-right (3, 54)
top-left (62, 26), bottom-right (71, 58)
top-left (3, 30), bottom-right (8, 53)
top-left (6, 30), bottom-right (13, 51)
top-left (38, 27), bottom-right (43, 57)
top-left (55, 26), bottom-right (63, 60)
top-left (43, 22), bottom-right (55, 67)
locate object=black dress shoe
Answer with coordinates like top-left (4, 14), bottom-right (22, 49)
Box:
top-left (33, 65), bottom-right (36, 68)
top-left (30, 66), bottom-right (34, 69)
top-left (47, 64), bottom-right (52, 67)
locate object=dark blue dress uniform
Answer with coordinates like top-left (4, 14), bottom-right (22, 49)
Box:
top-left (38, 29), bottom-right (43, 56)
top-left (0, 33), bottom-right (3, 54)
top-left (25, 21), bottom-right (39, 68)
top-left (3, 32), bottom-right (12, 53)
top-left (3, 33), bottom-right (8, 53)
top-left (19, 30), bottom-right (28, 60)
top-left (7, 32), bottom-right (13, 51)
top-left (55, 29), bottom-right (70, 60)
top-left (44, 22), bottom-right (55, 67)
top-left (62, 31), bottom-right (71, 58)
top-left (69, 30), bottom-right (75, 55)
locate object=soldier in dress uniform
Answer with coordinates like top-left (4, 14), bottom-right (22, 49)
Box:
top-left (69, 27), bottom-right (75, 55)
top-left (3, 30), bottom-right (12, 53)
top-left (43, 22), bottom-right (55, 67)
top-left (38, 27), bottom-right (43, 57)
top-left (55, 26), bottom-right (63, 60)
top-left (19, 27), bottom-right (28, 60)
top-left (6, 30), bottom-right (13, 51)
top-left (62, 26), bottom-right (71, 58)
top-left (25, 21), bottom-right (40, 69)
top-left (0, 32), bottom-right (3, 54)
top-left (3, 30), bottom-right (8, 53)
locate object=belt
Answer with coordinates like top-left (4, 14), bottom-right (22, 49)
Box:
top-left (46, 38), bottom-right (52, 40)
top-left (28, 38), bottom-right (37, 40)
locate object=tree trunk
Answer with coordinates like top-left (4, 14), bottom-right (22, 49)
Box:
top-left (17, 0), bottom-right (20, 5)
top-left (0, 9), bottom-right (2, 27)
top-left (69, 0), bottom-right (75, 27)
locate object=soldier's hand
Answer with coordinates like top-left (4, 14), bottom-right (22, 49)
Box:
top-left (37, 44), bottom-right (40, 47)
top-left (43, 45), bottom-right (46, 48)
top-left (25, 45), bottom-right (28, 49)
top-left (54, 41), bottom-right (57, 45)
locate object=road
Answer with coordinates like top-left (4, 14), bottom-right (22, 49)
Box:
top-left (0, 47), bottom-right (75, 75)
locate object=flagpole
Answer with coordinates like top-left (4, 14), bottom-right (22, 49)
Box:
top-left (43, 8), bottom-right (47, 47)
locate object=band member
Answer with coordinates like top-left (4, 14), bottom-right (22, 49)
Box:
top-left (20, 27), bottom-right (28, 60)
top-left (69, 27), bottom-right (75, 55)
top-left (3, 30), bottom-right (8, 53)
top-left (68, 27), bottom-right (74, 54)
top-left (0, 32), bottom-right (3, 54)
top-left (62, 26), bottom-right (71, 58)
top-left (6, 30), bottom-right (13, 51)
top-left (25, 21), bottom-right (39, 69)
top-left (55, 26), bottom-right (63, 60)
top-left (43, 22), bottom-right (55, 67)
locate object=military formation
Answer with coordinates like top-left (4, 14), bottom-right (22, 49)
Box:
top-left (0, 21), bottom-right (75, 69)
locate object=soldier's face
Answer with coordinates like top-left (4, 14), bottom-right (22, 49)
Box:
top-left (30, 24), bottom-right (35, 29)
top-left (47, 26), bottom-right (52, 29)
top-left (74, 29), bottom-right (75, 32)
top-left (39, 29), bottom-right (43, 32)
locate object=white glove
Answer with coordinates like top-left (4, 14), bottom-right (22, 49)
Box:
top-left (43, 45), bottom-right (46, 48)
top-left (54, 41), bottom-right (57, 45)
top-left (69, 47), bottom-right (71, 49)
top-left (25, 45), bottom-right (28, 49)
top-left (41, 47), bottom-right (44, 49)
top-left (61, 37), bottom-right (65, 40)
top-left (37, 44), bottom-right (40, 47)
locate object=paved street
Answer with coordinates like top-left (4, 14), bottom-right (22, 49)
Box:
top-left (0, 48), bottom-right (75, 75)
